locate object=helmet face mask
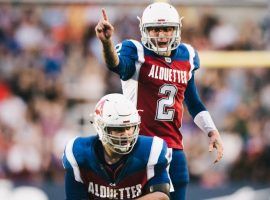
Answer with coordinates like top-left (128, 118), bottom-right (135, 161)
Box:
top-left (143, 25), bottom-right (180, 55)
top-left (105, 126), bottom-right (139, 154)
top-left (93, 94), bottom-right (141, 155)
top-left (138, 2), bottom-right (183, 56)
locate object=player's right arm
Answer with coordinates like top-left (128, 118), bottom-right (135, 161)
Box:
top-left (62, 138), bottom-right (88, 200)
top-left (95, 9), bottom-right (119, 68)
top-left (95, 9), bottom-right (139, 80)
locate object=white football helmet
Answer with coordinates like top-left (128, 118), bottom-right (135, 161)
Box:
top-left (93, 93), bottom-right (141, 154)
top-left (138, 2), bottom-right (183, 55)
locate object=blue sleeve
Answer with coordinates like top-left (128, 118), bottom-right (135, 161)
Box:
top-left (193, 50), bottom-right (200, 70)
top-left (109, 40), bottom-right (138, 81)
top-left (62, 138), bottom-right (88, 200)
top-left (146, 141), bottom-right (170, 187)
top-left (65, 168), bottom-right (88, 200)
top-left (184, 73), bottom-right (206, 118)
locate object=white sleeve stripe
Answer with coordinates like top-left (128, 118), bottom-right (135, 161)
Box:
top-left (65, 137), bottom-right (83, 183)
top-left (147, 136), bottom-right (164, 180)
top-left (182, 43), bottom-right (195, 80)
top-left (121, 61), bottom-right (141, 107)
top-left (121, 40), bottom-right (143, 107)
top-left (129, 39), bottom-right (145, 63)
top-left (166, 148), bottom-right (174, 192)
top-left (194, 111), bottom-right (217, 133)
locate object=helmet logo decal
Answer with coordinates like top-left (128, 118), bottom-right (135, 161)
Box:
top-left (95, 99), bottom-right (106, 116)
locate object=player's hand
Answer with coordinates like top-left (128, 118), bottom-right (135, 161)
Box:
top-left (208, 130), bottom-right (223, 164)
top-left (95, 9), bottom-right (114, 42)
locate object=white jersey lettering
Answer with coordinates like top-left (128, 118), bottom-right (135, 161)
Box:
top-left (148, 65), bottom-right (187, 84)
top-left (88, 182), bottom-right (142, 200)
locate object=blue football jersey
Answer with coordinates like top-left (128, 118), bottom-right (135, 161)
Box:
top-left (62, 135), bottom-right (170, 200)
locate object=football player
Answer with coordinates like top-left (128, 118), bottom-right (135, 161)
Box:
top-left (95, 2), bottom-right (224, 200)
top-left (63, 93), bottom-right (170, 200)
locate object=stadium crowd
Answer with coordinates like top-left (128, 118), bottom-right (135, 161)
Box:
top-left (0, 4), bottom-right (269, 188)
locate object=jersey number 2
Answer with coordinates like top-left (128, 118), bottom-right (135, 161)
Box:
top-left (156, 84), bottom-right (178, 121)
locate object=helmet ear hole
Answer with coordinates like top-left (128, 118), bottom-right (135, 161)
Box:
top-left (93, 93), bottom-right (141, 154)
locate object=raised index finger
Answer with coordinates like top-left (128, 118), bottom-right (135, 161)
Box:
top-left (102, 9), bottom-right (108, 21)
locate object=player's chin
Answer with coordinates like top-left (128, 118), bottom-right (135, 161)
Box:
top-left (156, 45), bottom-right (169, 50)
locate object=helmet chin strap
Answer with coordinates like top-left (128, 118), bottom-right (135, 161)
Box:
top-left (104, 141), bottom-right (131, 156)
top-left (101, 131), bottom-right (132, 155)
top-left (149, 40), bottom-right (172, 56)
top-left (146, 42), bottom-right (172, 56)
top-left (156, 50), bottom-right (171, 56)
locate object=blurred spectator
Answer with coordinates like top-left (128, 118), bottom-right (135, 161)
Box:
top-left (0, 91), bottom-right (27, 132)
top-left (209, 19), bottom-right (238, 50)
top-left (14, 8), bottom-right (45, 51)
top-left (10, 186), bottom-right (49, 200)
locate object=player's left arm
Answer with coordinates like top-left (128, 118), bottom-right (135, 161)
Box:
top-left (141, 139), bottom-right (171, 199)
top-left (184, 49), bottom-right (224, 163)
